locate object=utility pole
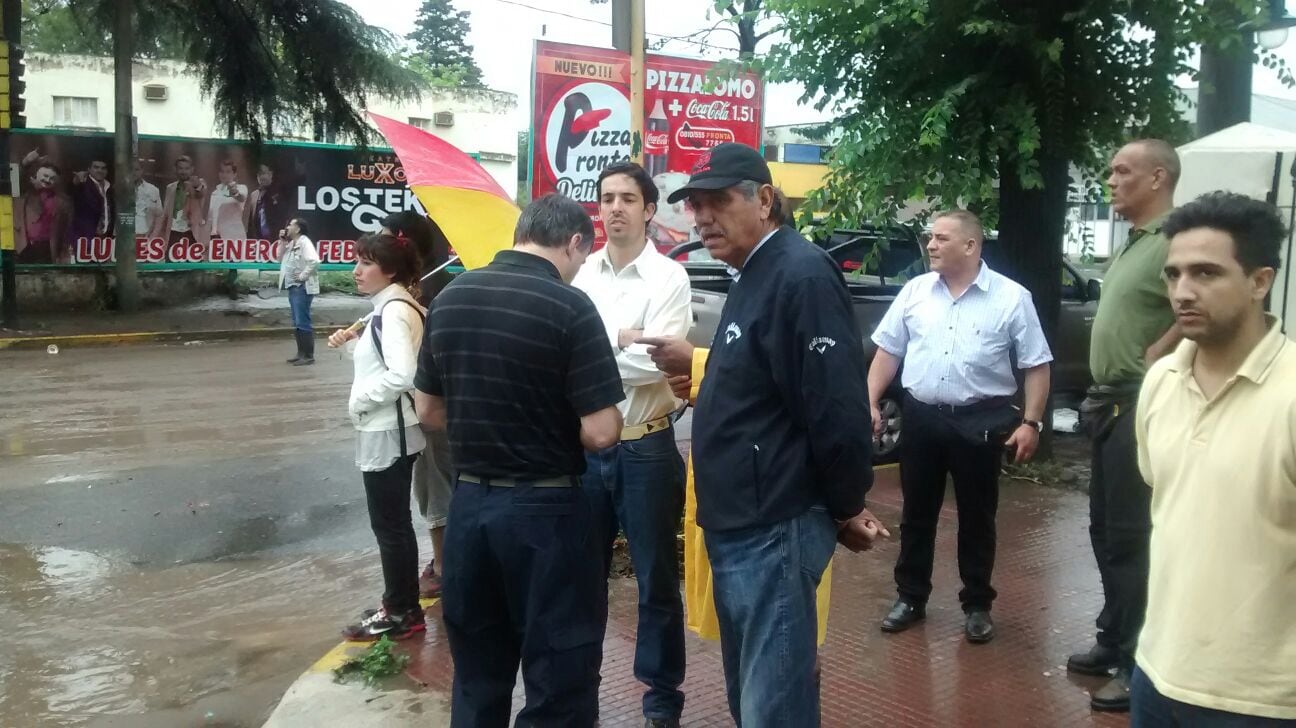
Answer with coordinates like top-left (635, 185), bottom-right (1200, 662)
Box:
top-left (113, 0), bottom-right (140, 311)
top-left (611, 0), bottom-right (646, 164)
top-left (0, 0), bottom-right (22, 329)
top-left (1197, 35), bottom-right (1253, 137)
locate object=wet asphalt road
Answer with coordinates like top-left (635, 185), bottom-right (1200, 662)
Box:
top-left (0, 339), bottom-right (404, 727)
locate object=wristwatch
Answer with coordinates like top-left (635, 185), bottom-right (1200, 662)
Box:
top-left (1022, 419), bottom-right (1044, 433)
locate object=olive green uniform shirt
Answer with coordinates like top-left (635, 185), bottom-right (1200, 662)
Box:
top-left (1089, 213), bottom-right (1175, 386)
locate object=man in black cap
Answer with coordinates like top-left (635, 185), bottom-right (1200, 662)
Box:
top-left (641, 143), bottom-right (886, 727)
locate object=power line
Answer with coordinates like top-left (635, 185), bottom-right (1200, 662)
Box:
top-left (483, 0), bottom-right (741, 53)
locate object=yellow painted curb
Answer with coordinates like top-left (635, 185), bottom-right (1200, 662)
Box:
top-left (0, 327), bottom-right (307, 350)
top-left (307, 597), bottom-right (441, 674)
top-left (308, 642), bottom-right (368, 674)
top-left (0, 331), bottom-right (190, 350)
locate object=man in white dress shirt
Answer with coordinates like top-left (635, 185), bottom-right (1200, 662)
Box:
top-left (868, 210), bottom-right (1053, 644)
top-left (132, 160), bottom-right (163, 239)
top-left (572, 161), bottom-right (692, 728)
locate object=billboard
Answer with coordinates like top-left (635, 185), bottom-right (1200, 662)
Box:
top-left (530, 41), bottom-right (763, 249)
top-left (9, 129), bottom-right (433, 268)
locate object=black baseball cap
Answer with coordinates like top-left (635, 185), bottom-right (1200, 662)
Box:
top-left (666, 142), bottom-right (772, 204)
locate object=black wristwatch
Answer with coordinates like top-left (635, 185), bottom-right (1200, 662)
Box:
top-left (1022, 419), bottom-right (1044, 433)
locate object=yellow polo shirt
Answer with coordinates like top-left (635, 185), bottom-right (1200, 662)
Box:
top-left (1135, 317), bottom-right (1296, 719)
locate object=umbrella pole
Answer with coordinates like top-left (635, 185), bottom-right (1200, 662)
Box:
top-left (420, 255), bottom-right (460, 282)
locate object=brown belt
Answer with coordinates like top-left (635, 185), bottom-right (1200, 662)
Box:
top-left (621, 415), bottom-right (672, 442)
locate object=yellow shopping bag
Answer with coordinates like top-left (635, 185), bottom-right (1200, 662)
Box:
top-left (682, 348), bottom-right (832, 645)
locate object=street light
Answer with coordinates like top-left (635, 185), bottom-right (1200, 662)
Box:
top-left (1255, 0), bottom-right (1296, 50)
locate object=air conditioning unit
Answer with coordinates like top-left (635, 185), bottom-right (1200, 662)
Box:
top-left (143, 84), bottom-right (168, 101)
top-left (433, 111), bottom-right (454, 127)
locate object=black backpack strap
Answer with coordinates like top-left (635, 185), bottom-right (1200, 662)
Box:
top-left (370, 297), bottom-right (426, 458)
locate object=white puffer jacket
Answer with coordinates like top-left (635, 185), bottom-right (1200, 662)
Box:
top-left (348, 284), bottom-right (425, 432)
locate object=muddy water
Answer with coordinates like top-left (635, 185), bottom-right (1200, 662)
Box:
top-left (0, 545), bottom-right (389, 727)
top-left (1, 340), bottom-right (397, 726)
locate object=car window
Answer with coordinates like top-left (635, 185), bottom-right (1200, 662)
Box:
top-left (1060, 266), bottom-right (1080, 301)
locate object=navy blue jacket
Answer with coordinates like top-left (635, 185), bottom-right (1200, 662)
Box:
top-left (692, 225), bottom-right (874, 531)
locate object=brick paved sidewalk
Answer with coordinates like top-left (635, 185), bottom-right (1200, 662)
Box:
top-left (398, 463), bottom-right (1127, 728)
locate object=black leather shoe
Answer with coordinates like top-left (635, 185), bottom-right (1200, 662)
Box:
top-left (880, 599), bottom-right (925, 633)
top-left (1067, 643), bottom-right (1120, 677)
top-left (1091, 668), bottom-right (1132, 712)
top-left (964, 610), bottom-right (994, 644)
top-left (645, 719), bottom-right (680, 728)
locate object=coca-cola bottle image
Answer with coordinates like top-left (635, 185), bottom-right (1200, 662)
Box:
top-left (645, 98), bottom-right (670, 177)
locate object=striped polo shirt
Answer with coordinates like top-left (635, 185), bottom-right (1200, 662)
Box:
top-left (414, 249), bottom-right (625, 480)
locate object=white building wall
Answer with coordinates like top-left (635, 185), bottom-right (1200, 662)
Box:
top-left (25, 53), bottom-right (520, 199)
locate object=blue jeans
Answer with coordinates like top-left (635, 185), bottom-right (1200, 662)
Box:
top-left (1132, 666), bottom-right (1296, 727)
top-left (442, 479), bottom-right (604, 728)
top-left (704, 505), bottom-right (837, 728)
top-left (287, 284), bottom-right (313, 332)
top-left (582, 427), bottom-right (687, 720)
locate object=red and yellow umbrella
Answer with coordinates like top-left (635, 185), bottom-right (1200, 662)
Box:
top-left (368, 112), bottom-right (519, 270)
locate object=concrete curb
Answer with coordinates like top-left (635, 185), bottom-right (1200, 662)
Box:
top-left (262, 599), bottom-right (451, 728)
top-left (0, 327), bottom-right (331, 351)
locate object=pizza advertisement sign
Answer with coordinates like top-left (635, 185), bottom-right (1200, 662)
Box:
top-left (530, 40), bottom-right (763, 249)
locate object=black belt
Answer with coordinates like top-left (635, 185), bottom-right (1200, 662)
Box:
top-left (907, 392), bottom-right (1012, 415)
top-left (458, 473), bottom-right (576, 488)
top-left (1085, 382), bottom-right (1141, 401)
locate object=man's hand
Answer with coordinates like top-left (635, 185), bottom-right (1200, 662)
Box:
top-left (73, 171), bottom-right (89, 184)
top-left (667, 374), bottom-right (691, 401)
top-left (837, 508), bottom-right (891, 552)
top-left (636, 335), bottom-right (694, 377)
top-left (870, 401), bottom-right (883, 438)
top-left (618, 328), bottom-right (643, 350)
top-left (1003, 424), bottom-right (1040, 464)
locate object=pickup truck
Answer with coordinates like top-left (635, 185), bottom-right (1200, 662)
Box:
top-left (670, 227), bottom-right (1101, 462)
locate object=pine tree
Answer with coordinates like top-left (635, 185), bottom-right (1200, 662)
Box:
top-left (407, 0), bottom-right (483, 87)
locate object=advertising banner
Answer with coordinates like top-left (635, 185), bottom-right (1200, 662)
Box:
top-left (530, 41), bottom-right (763, 249)
top-left (9, 130), bottom-right (433, 268)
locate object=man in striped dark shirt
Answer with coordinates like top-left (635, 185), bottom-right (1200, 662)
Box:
top-left (414, 194), bottom-right (625, 727)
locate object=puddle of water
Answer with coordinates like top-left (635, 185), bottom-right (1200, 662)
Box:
top-left (0, 543), bottom-right (385, 727)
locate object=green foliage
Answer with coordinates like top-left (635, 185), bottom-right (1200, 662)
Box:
top-left (401, 53), bottom-right (477, 89)
top-left (407, 0), bottom-right (484, 87)
top-left (758, 0), bottom-right (1233, 236)
top-left (45, 0), bottom-right (422, 147)
top-left (23, 0), bottom-right (185, 57)
top-left (319, 271), bottom-right (358, 294)
top-left (332, 635), bottom-right (411, 687)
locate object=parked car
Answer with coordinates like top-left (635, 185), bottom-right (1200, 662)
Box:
top-left (669, 227), bottom-right (1100, 462)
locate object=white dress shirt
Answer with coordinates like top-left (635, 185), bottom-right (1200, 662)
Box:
top-left (91, 178), bottom-right (111, 234)
top-left (209, 183), bottom-right (249, 240)
top-left (135, 181), bottom-right (162, 236)
top-left (872, 262), bottom-right (1053, 406)
top-left (573, 241), bottom-right (693, 426)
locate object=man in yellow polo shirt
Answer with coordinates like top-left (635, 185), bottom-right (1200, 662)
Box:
top-left (1134, 191), bottom-right (1295, 724)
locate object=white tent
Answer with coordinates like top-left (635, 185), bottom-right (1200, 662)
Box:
top-left (1177, 122), bottom-right (1296, 338)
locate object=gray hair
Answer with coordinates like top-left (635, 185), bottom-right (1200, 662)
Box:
top-left (514, 194), bottom-right (595, 251)
top-left (734, 181), bottom-right (788, 225)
